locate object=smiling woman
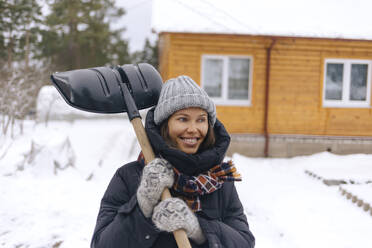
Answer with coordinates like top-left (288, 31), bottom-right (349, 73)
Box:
top-left (165, 107), bottom-right (210, 154)
top-left (91, 75), bottom-right (255, 248)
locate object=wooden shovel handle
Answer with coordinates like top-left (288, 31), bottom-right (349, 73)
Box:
top-left (131, 118), bottom-right (192, 248)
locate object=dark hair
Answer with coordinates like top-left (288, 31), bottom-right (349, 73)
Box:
top-left (160, 119), bottom-right (216, 152)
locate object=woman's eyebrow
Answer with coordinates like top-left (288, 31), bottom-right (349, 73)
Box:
top-left (174, 112), bottom-right (207, 117)
top-left (174, 113), bottom-right (189, 117)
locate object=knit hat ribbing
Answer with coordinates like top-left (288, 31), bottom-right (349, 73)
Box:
top-left (154, 75), bottom-right (216, 126)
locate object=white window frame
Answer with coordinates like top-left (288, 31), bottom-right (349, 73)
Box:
top-left (201, 54), bottom-right (253, 106)
top-left (323, 58), bottom-right (372, 108)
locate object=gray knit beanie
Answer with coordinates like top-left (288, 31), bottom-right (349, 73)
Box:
top-left (154, 75), bottom-right (216, 126)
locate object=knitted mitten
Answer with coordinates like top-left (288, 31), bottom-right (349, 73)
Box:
top-left (152, 198), bottom-right (206, 245)
top-left (137, 158), bottom-right (175, 218)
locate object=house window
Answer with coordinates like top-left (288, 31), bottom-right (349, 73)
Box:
top-left (323, 59), bottom-right (371, 107)
top-left (202, 55), bottom-right (252, 105)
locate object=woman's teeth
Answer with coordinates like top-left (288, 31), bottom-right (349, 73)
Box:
top-left (182, 138), bottom-right (198, 145)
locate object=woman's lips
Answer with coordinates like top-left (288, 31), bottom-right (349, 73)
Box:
top-left (180, 137), bottom-right (198, 146)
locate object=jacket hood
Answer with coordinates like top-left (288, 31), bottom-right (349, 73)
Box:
top-left (145, 107), bottom-right (230, 176)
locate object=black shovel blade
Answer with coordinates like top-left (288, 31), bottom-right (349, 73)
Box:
top-left (50, 63), bottom-right (163, 114)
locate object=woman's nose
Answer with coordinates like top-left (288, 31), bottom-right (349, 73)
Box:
top-left (186, 122), bottom-right (197, 133)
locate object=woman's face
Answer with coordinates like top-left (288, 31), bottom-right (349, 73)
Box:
top-left (167, 107), bottom-right (209, 154)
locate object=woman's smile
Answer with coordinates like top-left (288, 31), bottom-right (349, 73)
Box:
top-left (180, 137), bottom-right (199, 145)
top-left (167, 107), bottom-right (209, 154)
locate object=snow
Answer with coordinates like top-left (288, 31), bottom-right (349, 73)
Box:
top-left (152, 0), bottom-right (372, 40)
top-left (343, 184), bottom-right (372, 205)
top-left (36, 86), bottom-right (123, 122)
top-left (1, 118), bottom-right (372, 248)
top-left (234, 154), bottom-right (372, 248)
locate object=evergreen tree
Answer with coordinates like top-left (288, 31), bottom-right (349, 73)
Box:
top-left (39, 0), bottom-right (130, 70)
top-left (131, 38), bottom-right (158, 69)
top-left (0, 0), bottom-right (6, 60)
top-left (1, 0), bottom-right (42, 69)
top-left (18, 0), bottom-right (42, 69)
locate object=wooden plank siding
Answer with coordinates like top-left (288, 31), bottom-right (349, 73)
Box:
top-left (158, 32), bottom-right (372, 136)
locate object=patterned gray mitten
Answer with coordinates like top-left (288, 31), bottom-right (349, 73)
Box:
top-left (152, 198), bottom-right (206, 245)
top-left (137, 158), bottom-right (175, 218)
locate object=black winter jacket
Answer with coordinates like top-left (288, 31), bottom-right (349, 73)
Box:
top-left (91, 109), bottom-right (255, 248)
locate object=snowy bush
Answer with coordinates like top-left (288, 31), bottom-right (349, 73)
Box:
top-left (0, 65), bottom-right (47, 136)
top-left (16, 137), bottom-right (76, 177)
top-left (36, 85), bottom-right (123, 122)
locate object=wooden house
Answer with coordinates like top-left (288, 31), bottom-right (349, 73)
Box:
top-left (151, 0), bottom-right (372, 157)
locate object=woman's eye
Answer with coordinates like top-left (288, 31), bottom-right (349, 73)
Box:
top-left (197, 118), bottom-right (206, 123)
top-left (178, 117), bottom-right (187, 122)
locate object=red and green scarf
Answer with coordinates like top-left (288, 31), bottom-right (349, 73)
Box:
top-left (138, 153), bottom-right (242, 212)
top-left (172, 160), bottom-right (241, 212)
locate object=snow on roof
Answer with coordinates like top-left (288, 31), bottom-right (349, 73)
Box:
top-left (152, 0), bottom-right (372, 40)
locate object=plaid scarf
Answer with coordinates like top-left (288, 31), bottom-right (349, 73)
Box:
top-left (138, 153), bottom-right (242, 212)
top-left (172, 160), bottom-right (242, 212)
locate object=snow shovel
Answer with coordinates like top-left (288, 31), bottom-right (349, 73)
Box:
top-left (50, 63), bottom-right (192, 248)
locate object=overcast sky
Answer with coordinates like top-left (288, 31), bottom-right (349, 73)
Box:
top-left (115, 0), bottom-right (156, 52)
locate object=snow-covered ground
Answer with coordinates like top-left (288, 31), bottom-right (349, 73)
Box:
top-left (1, 118), bottom-right (371, 248)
